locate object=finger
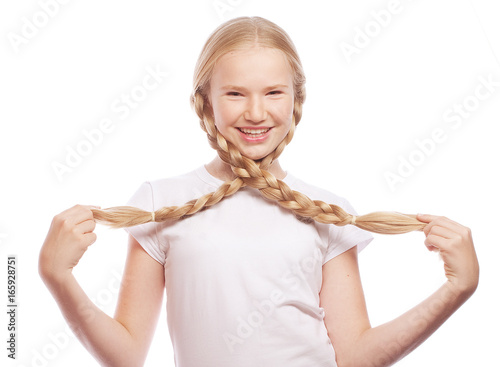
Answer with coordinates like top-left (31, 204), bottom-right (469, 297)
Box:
top-left (424, 234), bottom-right (448, 251)
top-left (81, 232), bottom-right (97, 247)
top-left (66, 204), bottom-right (100, 214)
top-left (418, 214), bottom-right (464, 236)
top-left (417, 214), bottom-right (439, 236)
top-left (75, 204), bottom-right (101, 213)
top-left (416, 213), bottom-right (437, 224)
top-left (423, 226), bottom-right (456, 254)
top-left (76, 218), bottom-right (97, 234)
top-left (67, 205), bottom-right (99, 225)
top-left (427, 225), bottom-right (457, 240)
top-left (425, 243), bottom-right (439, 252)
top-left (429, 216), bottom-right (465, 235)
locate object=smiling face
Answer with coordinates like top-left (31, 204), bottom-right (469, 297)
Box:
top-left (208, 46), bottom-right (295, 161)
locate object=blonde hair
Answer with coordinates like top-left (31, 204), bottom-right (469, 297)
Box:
top-left (92, 16), bottom-right (425, 235)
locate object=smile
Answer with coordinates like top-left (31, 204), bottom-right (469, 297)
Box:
top-left (237, 128), bottom-right (271, 137)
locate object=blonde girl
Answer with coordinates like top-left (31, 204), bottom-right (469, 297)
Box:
top-left (39, 16), bottom-right (479, 367)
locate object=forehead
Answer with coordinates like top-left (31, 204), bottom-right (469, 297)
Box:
top-left (211, 46), bottom-right (293, 88)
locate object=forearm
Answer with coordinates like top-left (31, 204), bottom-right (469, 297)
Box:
top-left (42, 272), bottom-right (144, 367)
top-left (347, 282), bottom-right (473, 367)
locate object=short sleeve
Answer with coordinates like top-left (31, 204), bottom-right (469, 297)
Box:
top-left (123, 182), bottom-right (166, 266)
top-left (323, 198), bottom-right (374, 265)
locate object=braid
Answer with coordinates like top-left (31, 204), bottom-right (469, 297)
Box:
top-left (92, 177), bottom-right (245, 228)
top-left (92, 91), bottom-right (425, 234)
top-left (92, 17), bottom-right (425, 233)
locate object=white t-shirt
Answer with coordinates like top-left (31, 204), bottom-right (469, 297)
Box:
top-left (124, 166), bottom-right (373, 367)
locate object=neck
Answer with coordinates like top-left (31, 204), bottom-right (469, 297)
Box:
top-left (205, 155), bottom-right (287, 182)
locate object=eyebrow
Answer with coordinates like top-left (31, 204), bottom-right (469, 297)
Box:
top-left (220, 84), bottom-right (290, 92)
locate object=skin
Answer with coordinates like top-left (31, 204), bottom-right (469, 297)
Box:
top-left (39, 205), bottom-right (164, 366)
top-left (205, 46), bottom-right (294, 180)
top-left (320, 214), bottom-right (478, 367)
top-left (39, 46), bottom-right (479, 367)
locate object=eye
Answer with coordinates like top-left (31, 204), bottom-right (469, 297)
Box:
top-left (227, 91), bottom-right (242, 96)
top-left (268, 90), bottom-right (282, 95)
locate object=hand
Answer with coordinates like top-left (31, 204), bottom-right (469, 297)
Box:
top-left (39, 205), bottom-right (99, 284)
top-left (417, 214), bottom-right (479, 297)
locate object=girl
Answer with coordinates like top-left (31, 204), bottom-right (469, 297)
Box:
top-left (39, 16), bottom-right (479, 367)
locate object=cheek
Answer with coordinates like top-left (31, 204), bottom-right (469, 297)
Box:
top-left (213, 100), bottom-right (240, 129)
top-left (271, 98), bottom-right (294, 126)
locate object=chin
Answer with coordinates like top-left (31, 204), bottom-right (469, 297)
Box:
top-left (240, 151), bottom-right (268, 161)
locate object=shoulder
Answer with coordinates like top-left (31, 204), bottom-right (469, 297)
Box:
top-left (131, 166), bottom-right (218, 208)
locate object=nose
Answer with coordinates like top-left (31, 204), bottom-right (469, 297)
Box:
top-left (244, 96), bottom-right (267, 123)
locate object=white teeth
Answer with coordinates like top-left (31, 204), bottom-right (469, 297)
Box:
top-left (239, 128), bottom-right (270, 134)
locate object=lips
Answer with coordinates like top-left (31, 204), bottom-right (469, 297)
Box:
top-left (237, 127), bottom-right (271, 137)
top-left (235, 127), bottom-right (273, 143)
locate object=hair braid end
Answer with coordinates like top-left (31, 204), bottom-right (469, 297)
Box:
top-left (353, 212), bottom-right (426, 235)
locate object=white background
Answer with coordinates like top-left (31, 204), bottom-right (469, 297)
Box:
top-left (1, 0), bottom-right (499, 366)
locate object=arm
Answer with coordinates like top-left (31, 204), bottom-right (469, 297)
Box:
top-left (319, 214), bottom-right (479, 367)
top-left (39, 205), bottom-right (165, 367)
